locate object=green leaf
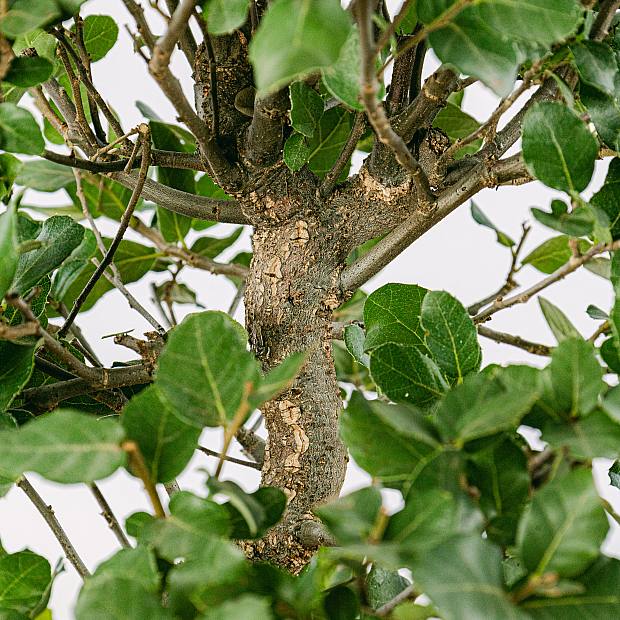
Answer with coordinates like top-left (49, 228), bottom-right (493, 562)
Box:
top-left (139, 491), bottom-right (230, 561)
top-left (207, 479), bottom-right (286, 539)
top-left (283, 132), bottom-right (311, 171)
top-left (122, 385), bottom-right (201, 483)
top-left (249, 0), bottom-right (352, 94)
top-left (306, 108), bottom-right (353, 178)
top-left (522, 102), bottom-right (598, 193)
top-left (0, 0), bottom-right (59, 37)
top-left (547, 338), bottom-right (603, 418)
top-left (369, 343), bottom-right (448, 406)
top-left (344, 323), bottom-right (369, 367)
top-left (366, 566), bottom-right (410, 611)
top-left (572, 41), bottom-right (617, 96)
top-left (542, 408), bottom-right (620, 459)
top-left (412, 534), bottom-right (526, 619)
top-left (340, 392), bottom-right (441, 481)
top-left (321, 27), bottom-right (362, 111)
top-left (289, 81), bottom-right (324, 137)
top-left (466, 437), bottom-right (529, 546)
top-left (15, 160), bottom-right (75, 192)
top-left (517, 469), bottom-right (608, 578)
top-left (323, 586), bottom-right (358, 620)
top-left (155, 311), bottom-right (260, 428)
top-left (80, 15), bottom-right (119, 62)
top-left (4, 57), bottom-right (53, 88)
top-left (610, 461), bottom-right (620, 489)
top-left (189, 228), bottom-right (242, 260)
top-left (538, 297), bottom-right (581, 343)
top-left (586, 304), bottom-right (607, 320)
top-left (364, 283), bottom-right (429, 352)
top-left (51, 229), bottom-right (97, 301)
top-left (0, 550), bottom-right (51, 615)
top-left (0, 104), bottom-right (44, 156)
top-left (384, 488), bottom-right (456, 554)
top-left (13, 30), bottom-right (57, 62)
top-left (249, 351), bottom-right (308, 410)
top-left (314, 486), bottom-right (382, 545)
top-left (531, 200), bottom-right (594, 237)
top-left (435, 365), bottom-right (541, 445)
top-left (591, 159), bottom-right (620, 239)
top-left (199, 595), bottom-right (274, 620)
top-left (581, 84), bottom-right (620, 152)
top-left (0, 153), bottom-right (22, 202)
top-left (12, 216), bottom-right (84, 294)
top-left (0, 409), bottom-right (126, 483)
top-left (0, 342), bottom-right (35, 412)
top-left (420, 290), bottom-right (481, 381)
top-left (435, 104), bottom-right (482, 159)
top-left (0, 204), bottom-right (18, 300)
top-left (521, 557), bottom-right (620, 618)
top-left (522, 236), bottom-right (589, 274)
top-left (204, 0), bottom-right (249, 35)
top-left (471, 202), bottom-right (515, 246)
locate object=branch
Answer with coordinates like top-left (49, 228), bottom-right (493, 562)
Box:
top-left (477, 325), bottom-right (552, 357)
top-left (89, 483), bottom-right (131, 549)
top-left (131, 216), bottom-right (249, 278)
top-left (18, 476), bottom-right (90, 579)
top-left (245, 90), bottom-right (289, 165)
top-left (374, 584), bottom-right (416, 617)
top-left (60, 125), bottom-right (152, 338)
top-left (197, 445), bottom-right (261, 470)
top-left (591, 0), bottom-right (620, 41)
top-left (164, 0), bottom-right (197, 66)
top-left (474, 240), bottom-right (620, 323)
top-left (357, 0), bottom-right (434, 207)
top-left (235, 427), bottom-right (265, 465)
top-left (150, 0), bottom-right (197, 75)
top-left (123, 441), bottom-right (166, 518)
top-left (111, 171), bottom-right (248, 224)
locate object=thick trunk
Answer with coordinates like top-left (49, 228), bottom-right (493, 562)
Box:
top-left (242, 200), bottom-right (349, 571)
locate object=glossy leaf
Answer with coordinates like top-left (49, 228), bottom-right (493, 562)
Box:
top-left (0, 104), bottom-right (44, 156)
top-left (0, 204), bottom-right (18, 300)
top-left (420, 290), bottom-right (481, 381)
top-left (11, 216), bottom-right (84, 294)
top-left (0, 342), bottom-right (35, 413)
top-left (155, 311), bottom-right (260, 428)
top-left (306, 108), bottom-right (353, 178)
top-left (435, 365), bottom-right (540, 445)
top-left (289, 81), bottom-right (324, 137)
top-left (204, 0), bottom-right (249, 35)
top-left (80, 14), bottom-right (119, 62)
top-left (0, 550), bottom-right (51, 615)
top-left (517, 469), bottom-right (608, 578)
top-left (4, 57), bottom-right (53, 88)
top-left (538, 297), bottom-right (580, 343)
top-left (0, 409), bottom-right (126, 483)
top-left (249, 0), bottom-right (352, 93)
top-left (122, 386), bottom-right (201, 483)
top-left (522, 102), bottom-right (597, 193)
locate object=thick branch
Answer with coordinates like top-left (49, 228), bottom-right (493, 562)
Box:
top-left (246, 90), bottom-right (288, 165)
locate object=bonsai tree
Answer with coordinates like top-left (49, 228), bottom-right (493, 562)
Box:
top-left (1, 0), bottom-right (620, 616)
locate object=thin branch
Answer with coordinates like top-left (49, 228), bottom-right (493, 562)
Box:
top-left (29, 87), bottom-right (67, 137)
top-left (474, 241), bottom-right (620, 323)
top-left (123, 441), bottom-right (166, 518)
top-left (374, 0), bottom-right (413, 53)
top-left (357, 0), bottom-right (434, 208)
top-left (112, 171), bottom-right (248, 224)
top-left (164, 0), bottom-right (197, 66)
top-left (477, 325), bottom-right (552, 357)
top-left (321, 113), bottom-right (366, 196)
top-left (131, 216), bottom-right (249, 278)
top-left (235, 427), bottom-right (265, 465)
top-left (374, 584), bottom-right (417, 617)
top-left (228, 281), bottom-right (246, 318)
top-left (150, 0), bottom-right (197, 75)
top-left (18, 476), bottom-right (90, 579)
top-left (198, 445), bottom-right (261, 470)
top-left (89, 483), bottom-right (131, 549)
top-left (60, 125), bottom-right (152, 338)
top-left (589, 319), bottom-right (610, 343)
top-left (591, 0), bottom-right (620, 41)
top-left (203, 32), bottom-right (220, 139)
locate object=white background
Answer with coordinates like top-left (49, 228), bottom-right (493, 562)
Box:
top-left (1, 2), bottom-right (619, 618)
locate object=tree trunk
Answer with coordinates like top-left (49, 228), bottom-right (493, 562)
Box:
top-left (240, 172), bottom-right (350, 571)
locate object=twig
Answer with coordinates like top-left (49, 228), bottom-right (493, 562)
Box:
top-left (60, 125), bottom-right (152, 338)
top-left (215, 382), bottom-right (253, 478)
top-left (228, 281), bottom-right (246, 318)
top-left (131, 216), bottom-right (248, 278)
top-left (203, 32), bottom-right (220, 140)
top-left (122, 441), bottom-right (166, 518)
top-left (321, 113), bottom-right (366, 196)
top-left (374, 584), bottom-right (417, 616)
top-left (89, 483), bottom-right (131, 548)
top-left (588, 320), bottom-right (610, 343)
top-left (17, 476), bottom-right (90, 579)
top-left (198, 446), bottom-right (261, 470)
top-left (474, 241), bottom-right (620, 323)
top-left (357, 0), bottom-right (434, 209)
top-left (164, 0), bottom-right (197, 66)
top-left (91, 128), bottom-right (139, 161)
top-left (477, 326), bottom-right (552, 357)
top-left (590, 0), bottom-right (620, 41)
top-left (150, 0), bottom-right (196, 73)
top-left (374, 0), bottom-right (413, 53)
